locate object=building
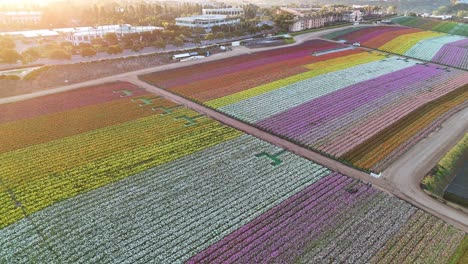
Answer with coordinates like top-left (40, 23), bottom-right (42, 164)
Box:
top-left (0, 29), bottom-right (60, 39)
top-left (280, 7), bottom-right (349, 32)
top-left (288, 14), bottom-right (346, 32)
top-left (65, 24), bottom-right (163, 45)
top-left (175, 15), bottom-right (240, 31)
top-left (202, 8), bottom-right (244, 17)
top-left (344, 10), bottom-right (363, 22)
top-left (0, 11), bottom-right (42, 25)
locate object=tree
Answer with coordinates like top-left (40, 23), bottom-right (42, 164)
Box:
top-left (0, 49), bottom-right (22, 64)
top-left (192, 27), bottom-right (206, 35)
top-left (21, 48), bottom-right (41, 64)
top-left (154, 40), bottom-right (166, 50)
top-left (274, 13), bottom-right (295, 32)
top-left (131, 43), bottom-right (144, 52)
top-left (387, 5), bottom-right (397, 14)
top-left (173, 37), bottom-right (184, 47)
top-left (106, 45), bottom-right (123, 54)
top-left (205, 33), bottom-right (215, 41)
top-left (193, 37), bottom-right (201, 45)
top-left (80, 47), bottom-right (97, 57)
top-left (244, 4), bottom-right (259, 19)
top-left (48, 49), bottom-right (71, 60)
top-left (457, 10), bottom-right (468, 18)
top-left (0, 36), bottom-right (15, 49)
top-left (215, 32), bottom-right (225, 39)
top-left (105, 32), bottom-right (119, 45)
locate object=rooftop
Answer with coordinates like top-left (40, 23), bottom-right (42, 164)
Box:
top-left (176, 15), bottom-right (228, 22)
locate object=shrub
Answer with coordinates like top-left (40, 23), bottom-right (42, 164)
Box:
top-left (80, 47), bottom-right (97, 57)
top-left (0, 75), bottom-right (20, 80)
top-left (48, 49), bottom-right (71, 60)
top-left (0, 49), bottom-right (22, 64)
top-left (23, 66), bottom-right (50, 80)
top-left (107, 45), bottom-right (123, 54)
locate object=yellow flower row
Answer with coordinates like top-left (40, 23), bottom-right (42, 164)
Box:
top-left (0, 107), bottom-right (241, 228)
top-left (206, 52), bottom-right (384, 109)
top-left (379, 31), bottom-right (445, 55)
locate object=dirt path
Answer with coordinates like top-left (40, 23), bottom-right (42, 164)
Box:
top-left (0, 25), bottom-right (357, 105)
top-left (128, 77), bottom-right (468, 233)
top-left (0, 24), bottom-right (466, 232)
top-left (127, 77), bottom-right (378, 184)
top-left (383, 107), bottom-right (468, 232)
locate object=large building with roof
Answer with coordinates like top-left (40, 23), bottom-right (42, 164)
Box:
top-left (175, 15), bottom-right (240, 31)
top-left (0, 11), bottom-right (42, 25)
top-left (65, 24), bottom-right (163, 45)
top-left (0, 24), bottom-right (163, 45)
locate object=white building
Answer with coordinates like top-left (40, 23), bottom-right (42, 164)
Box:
top-left (344, 10), bottom-right (363, 22)
top-left (0, 11), bottom-right (42, 25)
top-left (202, 8), bottom-right (244, 17)
top-left (175, 15), bottom-right (240, 31)
top-left (65, 24), bottom-right (163, 45)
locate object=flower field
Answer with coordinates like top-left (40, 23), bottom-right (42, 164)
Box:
top-left (1, 81), bottom-right (467, 262)
top-left (392, 16), bottom-right (468, 37)
top-left (323, 26), bottom-right (468, 70)
top-left (0, 82), bottom-right (243, 228)
top-left (140, 40), bottom-right (468, 172)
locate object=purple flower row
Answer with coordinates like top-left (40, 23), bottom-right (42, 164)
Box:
top-left (188, 174), bottom-right (379, 263)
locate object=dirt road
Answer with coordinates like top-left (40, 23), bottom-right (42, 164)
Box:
top-left (383, 107), bottom-right (468, 232)
top-left (127, 77), bottom-right (468, 232)
top-left (1, 24), bottom-right (467, 232)
top-left (0, 24), bottom-right (357, 105)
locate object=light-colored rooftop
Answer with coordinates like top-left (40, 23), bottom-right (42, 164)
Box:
top-left (176, 15), bottom-right (228, 22)
top-left (0, 24), bottom-right (162, 38)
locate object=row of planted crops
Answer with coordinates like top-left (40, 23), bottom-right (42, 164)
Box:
top-left (322, 25), bottom-right (468, 70)
top-left (0, 82), bottom-right (466, 263)
top-left (392, 16), bottom-right (468, 37)
top-left (140, 39), bottom-right (468, 172)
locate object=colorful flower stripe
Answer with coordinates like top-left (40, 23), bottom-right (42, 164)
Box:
top-left (166, 44), bottom-right (340, 88)
top-left (140, 37), bottom-right (468, 172)
top-left (146, 46), bottom-right (308, 83)
top-left (404, 35), bottom-right (466, 61)
top-left (169, 49), bottom-right (363, 102)
top-left (206, 52), bottom-right (384, 109)
top-left (299, 65), bottom-right (462, 150)
top-left (321, 71), bottom-right (467, 158)
top-left (0, 115), bottom-right (240, 228)
top-left (334, 26), bottom-right (404, 44)
top-left (378, 31), bottom-right (445, 55)
top-left (0, 83), bottom-right (243, 228)
top-left (372, 211), bottom-right (465, 263)
top-left (189, 174), bottom-right (465, 263)
top-left (342, 85), bottom-right (468, 169)
top-left (362, 28), bottom-right (422, 47)
top-left (327, 26), bottom-right (468, 70)
top-left (143, 40), bottom-right (341, 88)
top-left (372, 102), bottom-right (467, 172)
top-left (432, 38), bottom-right (468, 69)
top-left (1, 135), bottom-right (332, 263)
top-left (218, 57), bottom-right (415, 123)
top-left (256, 64), bottom-right (442, 138)
top-left (0, 96), bottom-right (176, 154)
top-left (0, 81), bottom-right (144, 124)
top-left (392, 16), bottom-right (468, 36)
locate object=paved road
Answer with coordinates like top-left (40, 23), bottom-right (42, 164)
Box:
top-left (3, 34), bottom-right (261, 69)
top-left (1, 24), bottom-right (467, 232)
top-left (0, 25), bottom-right (356, 105)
